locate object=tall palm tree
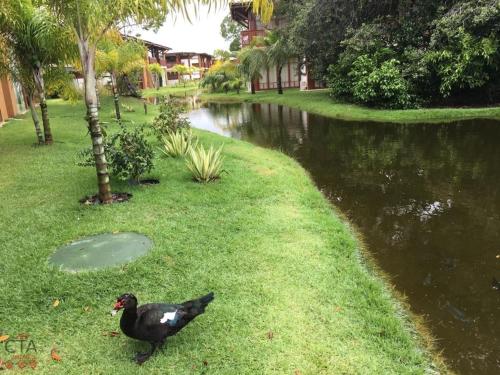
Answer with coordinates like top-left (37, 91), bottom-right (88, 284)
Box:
top-left (45, 0), bottom-right (274, 203)
top-left (0, 42), bottom-right (44, 144)
top-left (96, 32), bottom-right (146, 120)
top-left (0, 0), bottom-right (74, 144)
top-left (264, 31), bottom-right (292, 95)
top-left (238, 41), bottom-right (268, 94)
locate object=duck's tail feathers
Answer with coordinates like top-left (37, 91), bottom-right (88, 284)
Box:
top-left (182, 292), bottom-right (215, 318)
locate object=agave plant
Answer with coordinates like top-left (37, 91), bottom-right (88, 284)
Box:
top-left (158, 129), bottom-right (193, 158)
top-left (186, 144), bottom-right (224, 183)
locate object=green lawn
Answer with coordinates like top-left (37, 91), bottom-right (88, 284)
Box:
top-left (202, 89), bottom-right (500, 123)
top-left (0, 96), bottom-right (442, 374)
top-left (142, 82), bottom-right (201, 98)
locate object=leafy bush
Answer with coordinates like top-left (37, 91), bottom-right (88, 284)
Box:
top-left (77, 124), bottom-right (154, 183)
top-left (108, 124), bottom-right (154, 183)
top-left (151, 98), bottom-right (191, 139)
top-left (200, 60), bottom-right (240, 93)
top-left (349, 56), bottom-right (414, 109)
top-left (186, 144), bottom-right (225, 183)
top-left (158, 129), bottom-right (194, 158)
top-left (327, 22), bottom-right (416, 108)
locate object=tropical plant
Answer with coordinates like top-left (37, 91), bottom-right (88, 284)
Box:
top-left (0, 0), bottom-right (75, 144)
top-left (186, 144), bottom-right (224, 183)
top-left (238, 41), bottom-right (268, 94)
top-left (148, 62), bottom-right (163, 90)
top-left (200, 59), bottom-right (239, 92)
top-left (170, 64), bottom-right (197, 87)
top-left (158, 129), bottom-right (194, 158)
top-left (96, 32), bottom-right (146, 120)
top-left (264, 31), bottom-right (293, 94)
top-left (151, 98), bottom-right (191, 139)
top-left (44, 66), bottom-right (82, 102)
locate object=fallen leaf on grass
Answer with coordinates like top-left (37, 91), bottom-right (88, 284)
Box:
top-left (16, 333), bottom-right (29, 340)
top-left (102, 331), bottom-right (120, 337)
top-left (0, 335), bottom-right (9, 342)
top-left (52, 299), bottom-right (60, 308)
top-left (294, 370), bottom-right (302, 375)
top-left (335, 306), bottom-right (343, 312)
top-left (203, 360), bottom-right (208, 366)
top-left (267, 330), bottom-right (274, 340)
top-left (51, 348), bottom-right (62, 361)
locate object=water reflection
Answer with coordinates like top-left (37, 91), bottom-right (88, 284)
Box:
top-left (189, 102), bottom-right (500, 374)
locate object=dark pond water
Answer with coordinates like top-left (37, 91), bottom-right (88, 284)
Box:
top-left (189, 102), bottom-right (500, 374)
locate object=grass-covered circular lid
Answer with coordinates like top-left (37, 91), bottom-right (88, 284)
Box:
top-left (49, 232), bottom-right (153, 272)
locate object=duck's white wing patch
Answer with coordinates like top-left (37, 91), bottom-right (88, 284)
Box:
top-left (160, 311), bottom-right (177, 324)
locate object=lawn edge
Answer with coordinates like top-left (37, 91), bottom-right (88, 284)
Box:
top-left (200, 89), bottom-right (500, 124)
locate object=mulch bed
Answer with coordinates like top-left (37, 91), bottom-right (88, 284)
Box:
top-left (79, 192), bottom-right (132, 205)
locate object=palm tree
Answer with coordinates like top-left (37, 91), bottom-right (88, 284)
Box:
top-left (264, 31), bottom-right (292, 95)
top-left (170, 64), bottom-right (197, 87)
top-left (45, 0), bottom-right (274, 203)
top-left (238, 42), bottom-right (268, 94)
top-left (0, 44), bottom-right (44, 144)
top-left (0, 0), bottom-right (74, 144)
top-left (148, 63), bottom-right (163, 90)
top-left (96, 32), bottom-right (146, 120)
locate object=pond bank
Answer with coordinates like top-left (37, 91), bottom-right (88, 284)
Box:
top-left (0, 96), bottom-right (444, 373)
top-left (201, 89), bottom-right (500, 124)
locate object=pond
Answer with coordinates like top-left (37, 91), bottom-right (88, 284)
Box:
top-left (189, 102), bottom-right (500, 375)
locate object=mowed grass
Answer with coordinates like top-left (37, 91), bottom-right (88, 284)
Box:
top-left (0, 96), bottom-right (438, 374)
top-left (142, 82), bottom-right (202, 98)
top-left (202, 88), bottom-right (500, 123)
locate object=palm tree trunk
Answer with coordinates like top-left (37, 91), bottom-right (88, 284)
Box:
top-left (95, 77), bottom-right (101, 110)
top-left (277, 65), bottom-right (283, 95)
top-left (33, 67), bottom-right (53, 144)
top-left (27, 91), bottom-right (44, 145)
top-left (79, 39), bottom-right (112, 204)
top-left (110, 73), bottom-right (121, 121)
top-left (251, 81), bottom-right (256, 94)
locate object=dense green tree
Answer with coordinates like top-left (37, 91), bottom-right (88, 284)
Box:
top-left (279, 0), bottom-right (498, 108)
top-left (220, 15), bottom-right (244, 51)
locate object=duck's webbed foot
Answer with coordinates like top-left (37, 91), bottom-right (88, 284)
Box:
top-left (134, 343), bottom-right (158, 365)
top-left (134, 351), bottom-right (151, 364)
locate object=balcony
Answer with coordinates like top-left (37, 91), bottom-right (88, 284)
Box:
top-left (240, 30), bottom-right (266, 47)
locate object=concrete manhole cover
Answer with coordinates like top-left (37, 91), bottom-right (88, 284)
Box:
top-left (49, 232), bottom-right (153, 272)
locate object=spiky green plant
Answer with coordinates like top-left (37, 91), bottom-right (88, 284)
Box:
top-left (158, 129), bottom-right (194, 158)
top-left (186, 144), bottom-right (224, 183)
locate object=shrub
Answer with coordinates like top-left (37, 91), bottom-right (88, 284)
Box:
top-left (186, 144), bottom-right (224, 183)
top-left (108, 124), bottom-right (155, 183)
top-left (348, 56), bottom-right (414, 108)
top-left (151, 98), bottom-right (190, 139)
top-left (158, 129), bottom-right (194, 158)
top-left (77, 124), bottom-right (154, 184)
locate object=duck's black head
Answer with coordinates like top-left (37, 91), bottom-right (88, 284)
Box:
top-left (113, 293), bottom-right (137, 312)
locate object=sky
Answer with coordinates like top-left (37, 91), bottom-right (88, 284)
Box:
top-left (127, 4), bottom-right (230, 54)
